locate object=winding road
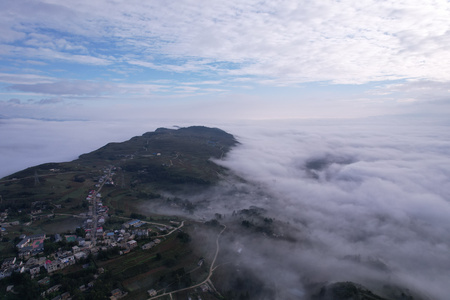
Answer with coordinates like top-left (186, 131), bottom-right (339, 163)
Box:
top-left (148, 224), bottom-right (226, 300)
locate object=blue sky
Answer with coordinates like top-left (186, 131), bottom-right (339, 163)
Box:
top-left (1, 0), bottom-right (450, 120)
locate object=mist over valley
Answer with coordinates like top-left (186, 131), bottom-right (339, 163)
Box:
top-left (151, 120), bottom-right (450, 299)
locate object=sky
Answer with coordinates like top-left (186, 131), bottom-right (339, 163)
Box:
top-left (1, 0), bottom-right (450, 120)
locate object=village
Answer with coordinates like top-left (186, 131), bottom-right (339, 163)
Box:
top-left (0, 165), bottom-right (185, 299)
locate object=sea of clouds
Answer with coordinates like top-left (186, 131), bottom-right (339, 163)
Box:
top-left (210, 118), bottom-right (450, 299)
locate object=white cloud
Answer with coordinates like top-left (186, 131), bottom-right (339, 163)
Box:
top-left (211, 118), bottom-right (450, 298)
top-left (37, 97), bottom-right (63, 105)
top-left (2, 0), bottom-right (450, 84)
top-left (373, 80), bottom-right (450, 101)
top-left (0, 72), bottom-right (55, 85)
top-left (127, 59), bottom-right (214, 73)
top-left (8, 80), bottom-right (117, 96)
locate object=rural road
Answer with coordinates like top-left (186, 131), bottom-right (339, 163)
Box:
top-left (148, 224), bottom-right (226, 300)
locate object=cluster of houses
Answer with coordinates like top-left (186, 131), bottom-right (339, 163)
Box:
top-left (0, 217), bottom-right (176, 297)
top-left (16, 233), bottom-right (46, 258)
top-left (1, 215), bottom-right (170, 281)
top-left (1, 218), bottom-right (167, 281)
top-left (3, 252), bottom-right (108, 299)
top-left (95, 219), bottom-right (164, 254)
top-left (84, 189), bottom-right (109, 238)
top-left (1, 256), bottom-right (49, 281)
top-left (0, 211), bottom-right (8, 223)
top-left (1, 165), bottom-right (183, 299)
top-left (95, 168), bottom-right (116, 188)
top-left (1, 210), bottom-right (20, 235)
top-left (0, 233), bottom-right (86, 280)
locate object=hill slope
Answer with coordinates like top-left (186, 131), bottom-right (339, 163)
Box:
top-left (0, 126), bottom-right (237, 218)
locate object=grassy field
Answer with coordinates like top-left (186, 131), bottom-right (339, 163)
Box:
top-left (94, 229), bottom-right (206, 300)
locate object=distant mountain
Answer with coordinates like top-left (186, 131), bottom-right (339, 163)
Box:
top-left (76, 125), bottom-right (238, 189)
top-left (3, 125), bottom-right (237, 181)
top-left (0, 126), bottom-right (237, 217)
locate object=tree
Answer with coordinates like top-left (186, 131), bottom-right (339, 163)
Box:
top-left (44, 239), bottom-right (59, 255)
top-left (241, 220), bottom-right (252, 228)
top-left (76, 227), bottom-right (86, 238)
top-left (177, 231), bottom-right (191, 243)
top-left (163, 258), bottom-right (176, 268)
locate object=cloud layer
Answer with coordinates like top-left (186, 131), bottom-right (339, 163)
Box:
top-left (203, 118), bottom-right (450, 299)
top-left (2, 0), bottom-right (450, 84)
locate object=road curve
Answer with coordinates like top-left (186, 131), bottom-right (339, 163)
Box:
top-left (148, 224), bottom-right (226, 300)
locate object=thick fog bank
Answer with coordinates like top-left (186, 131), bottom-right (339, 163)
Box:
top-left (205, 119), bottom-right (450, 299)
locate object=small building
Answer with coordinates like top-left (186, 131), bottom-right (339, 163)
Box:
top-left (29, 265), bottom-right (41, 276)
top-left (123, 219), bottom-right (140, 229)
top-left (16, 237), bottom-right (30, 249)
top-left (45, 260), bottom-right (61, 273)
top-left (54, 234), bottom-right (62, 242)
top-left (141, 242), bottom-right (155, 250)
top-left (2, 257), bottom-right (16, 268)
top-left (74, 251), bottom-right (87, 261)
top-left (60, 255), bottom-right (75, 267)
top-left (38, 277), bottom-right (50, 286)
top-left (44, 284), bottom-right (62, 295)
top-left (65, 235), bottom-right (77, 243)
top-left (119, 249), bottom-right (130, 255)
top-left (111, 289), bottom-right (122, 297)
top-left (16, 235), bottom-right (45, 258)
top-left (110, 288), bottom-right (128, 299)
top-left (127, 240), bottom-right (137, 249)
top-left (77, 237), bottom-right (86, 246)
top-left (0, 267), bottom-right (13, 279)
top-left (30, 233), bottom-right (46, 241)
